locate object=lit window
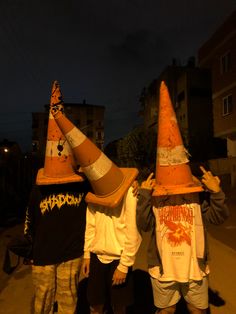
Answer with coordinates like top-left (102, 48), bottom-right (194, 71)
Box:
top-left (222, 95), bottom-right (233, 116)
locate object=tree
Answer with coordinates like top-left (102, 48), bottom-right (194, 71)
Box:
top-left (116, 126), bottom-right (157, 182)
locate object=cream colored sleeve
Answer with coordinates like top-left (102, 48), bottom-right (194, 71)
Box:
top-left (83, 205), bottom-right (96, 259)
top-left (117, 186), bottom-right (142, 273)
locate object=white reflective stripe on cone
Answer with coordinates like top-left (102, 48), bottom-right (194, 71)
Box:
top-left (82, 153), bottom-right (113, 181)
top-left (65, 127), bottom-right (86, 148)
top-left (158, 145), bottom-right (189, 166)
top-left (45, 140), bottom-right (72, 157)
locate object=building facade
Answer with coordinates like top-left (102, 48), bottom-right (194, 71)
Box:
top-left (141, 62), bottom-right (218, 162)
top-left (141, 63), bottom-right (183, 131)
top-left (198, 10), bottom-right (236, 187)
top-left (198, 10), bottom-right (236, 156)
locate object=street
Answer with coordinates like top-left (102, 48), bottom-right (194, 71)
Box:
top-left (0, 189), bottom-right (236, 314)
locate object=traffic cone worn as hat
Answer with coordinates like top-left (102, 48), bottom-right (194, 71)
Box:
top-left (36, 81), bottom-right (84, 185)
top-left (152, 81), bottom-right (203, 196)
top-left (50, 81), bottom-right (138, 207)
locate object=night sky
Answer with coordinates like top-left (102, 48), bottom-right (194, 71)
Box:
top-left (0, 0), bottom-right (235, 152)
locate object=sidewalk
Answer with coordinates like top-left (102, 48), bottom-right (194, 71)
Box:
top-left (0, 223), bottom-right (236, 313)
top-left (207, 234), bottom-right (236, 314)
top-left (0, 224), bottom-right (33, 314)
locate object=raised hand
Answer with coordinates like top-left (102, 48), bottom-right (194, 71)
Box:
top-left (141, 172), bottom-right (155, 190)
top-left (200, 166), bottom-right (221, 193)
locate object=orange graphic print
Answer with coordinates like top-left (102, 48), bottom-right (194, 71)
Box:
top-left (159, 204), bottom-right (194, 247)
top-left (164, 220), bottom-right (191, 246)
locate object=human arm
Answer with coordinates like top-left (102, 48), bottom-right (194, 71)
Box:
top-left (24, 186), bottom-right (37, 241)
top-left (200, 166), bottom-right (229, 224)
top-left (24, 207), bottom-right (33, 241)
top-left (200, 166), bottom-right (221, 193)
top-left (83, 205), bottom-right (96, 274)
top-left (116, 186), bottom-right (142, 275)
top-left (201, 190), bottom-right (229, 224)
top-left (136, 173), bottom-right (156, 232)
top-left (82, 258), bottom-right (90, 277)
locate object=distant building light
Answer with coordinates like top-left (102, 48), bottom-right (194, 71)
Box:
top-left (4, 148), bottom-right (9, 153)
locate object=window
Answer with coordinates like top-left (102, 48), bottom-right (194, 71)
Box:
top-left (96, 131), bottom-right (103, 140)
top-left (221, 52), bottom-right (231, 73)
top-left (87, 131), bottom-right (93, 138)
top-left (222, 95), bottom-right (233, 116)
top-left (86, 107), bottom-right (93, 116)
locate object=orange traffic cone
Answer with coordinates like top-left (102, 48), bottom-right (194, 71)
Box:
top-left (50, 81), bottom-right (138, 207)
top-left (36, 81), bottom-right (84, 185)
top-left (152, 81), bottom-right (203, 196)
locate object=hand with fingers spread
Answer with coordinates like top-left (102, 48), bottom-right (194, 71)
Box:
top-left (199, 166), bottom-right (221, 193)
top-left (141, 172), bottom-right (156, 190)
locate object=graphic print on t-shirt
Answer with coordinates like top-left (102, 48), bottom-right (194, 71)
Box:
top-left (153, 201), bottom-right (206, 281)
top-left (40, 193), bottom-right (84, 214)
top-left (159, 204), bottom-right (194, 247)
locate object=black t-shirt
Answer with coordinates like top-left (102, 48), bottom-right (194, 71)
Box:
top-left (26, 181), bottom-right (90, 265)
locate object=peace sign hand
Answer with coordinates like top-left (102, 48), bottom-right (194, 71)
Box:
top-left (200, 166), bottom-right (221, 193)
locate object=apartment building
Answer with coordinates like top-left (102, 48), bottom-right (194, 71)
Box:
top-left (141, 63), bottom-right (183, 131)
top-left (198, 10), bottom-right (236, 186)
top-left (141, 61), bottom-right (219, 162)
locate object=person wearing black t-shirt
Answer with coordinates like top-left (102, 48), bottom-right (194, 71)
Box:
top-left (24, 179), bottom-right (91, 313)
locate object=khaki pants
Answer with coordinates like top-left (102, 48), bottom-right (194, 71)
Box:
top-left (32, 257), bottom-right (82, 314)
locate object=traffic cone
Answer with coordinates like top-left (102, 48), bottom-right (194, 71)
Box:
top-left (152, 81), bottom-right (203, 196)
top-left (36, 81), bottom-right (84, 185)
top-left (50, 81), bottom-right (138, 207)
